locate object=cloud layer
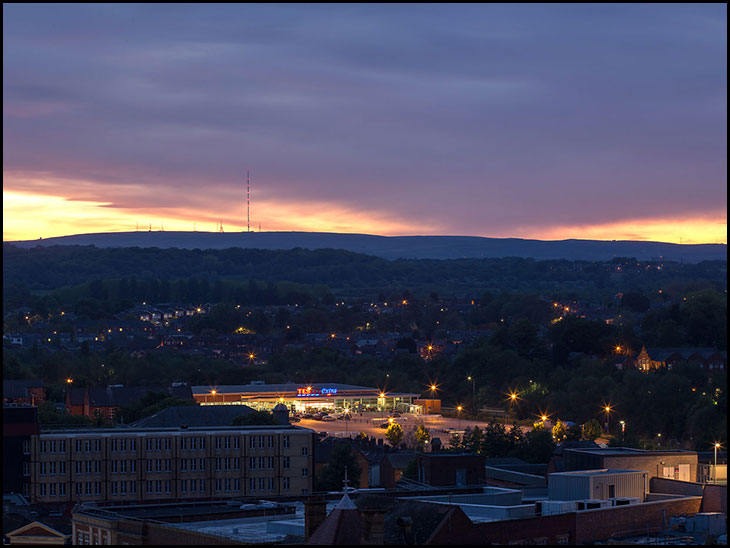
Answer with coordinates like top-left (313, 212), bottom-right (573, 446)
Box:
top-left (3, 4), bottom-right (727, 243)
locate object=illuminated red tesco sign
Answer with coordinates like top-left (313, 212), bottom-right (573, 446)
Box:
top-left (296, 387), bottom-right (338, 397)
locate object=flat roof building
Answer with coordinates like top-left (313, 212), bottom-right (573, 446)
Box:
top-left (28, 424), bottom-right (314, 505)
top-left (192, 382), bottom-right (423, 414)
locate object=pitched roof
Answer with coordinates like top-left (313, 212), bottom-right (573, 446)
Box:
top-left (307, 493), bottom-right (362, 545)
top-left (3, 380), bottom-right (44, 399)
top-left (130, 404), bottom-right (256, 428)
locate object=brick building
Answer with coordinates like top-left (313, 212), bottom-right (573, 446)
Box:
top-left (3, 405), bottom-right (40, 498)
top-left (417, 453), bottom-right (486, 486)
top-left (65, 384), bottom-right (193, 420)
top-left (27, 424), bottom-right (314, 504)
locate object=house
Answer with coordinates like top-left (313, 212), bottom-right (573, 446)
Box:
top-left (4, 520), bottom-right (71, 545)
top-left (634, 347), bottom-right (726, 374)
top-left (65, 384), bottom-right (194, 420)
top-left (3, 380), bottom-right (46, 406)
top-left (380, 452), bottom-right (417, 489)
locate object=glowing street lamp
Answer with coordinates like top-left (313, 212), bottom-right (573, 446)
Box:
top-left (507, 391), bottom-right (519, 424)
top-left (467, 376), bottom-right (475, 398)
top-left (714, 442), bottom-right (722, 484)
top-left (604, 405), bottom-right (612, 434)
top-left (457, 405), bottom-right (463, 430)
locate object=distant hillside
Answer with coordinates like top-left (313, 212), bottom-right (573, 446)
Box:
top-left (7, 231), bottom-right (727, 262)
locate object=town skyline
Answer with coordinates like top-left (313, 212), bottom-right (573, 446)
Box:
top-left (3, 4), bottom-right (727, 244)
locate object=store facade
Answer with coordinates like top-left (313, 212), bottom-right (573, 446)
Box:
top-left (192, 383), bottom-right (423, 414)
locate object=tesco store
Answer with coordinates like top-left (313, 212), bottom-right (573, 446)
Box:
top-left (192, 382), bottom-right (423, 414)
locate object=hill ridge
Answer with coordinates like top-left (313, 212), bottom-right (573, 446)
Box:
top-left (5, 231), bottom-right (726, 263)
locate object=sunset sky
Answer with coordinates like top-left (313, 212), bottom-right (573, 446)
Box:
top-left (3, 4), bottom-right (727, 244)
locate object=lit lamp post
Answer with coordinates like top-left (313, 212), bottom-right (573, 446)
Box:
top-left (457, 405), bottom-right (463, 430)
top-left (380, 392), bottom-right (386, 418)
top-left (508, 392), bottom-right (518, 425)
top-left (467, 376), bottom-right (475, 399)
top-left (714, 443), bottom-right (722, 484)
top-left (604, 405), bottom-right (612, 434)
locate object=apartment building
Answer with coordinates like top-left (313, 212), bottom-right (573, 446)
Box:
top-left (29, 425), bottom-right (314, 504)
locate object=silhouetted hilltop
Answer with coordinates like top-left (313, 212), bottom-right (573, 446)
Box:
top-left (7, 230), bottom-right (726, 262)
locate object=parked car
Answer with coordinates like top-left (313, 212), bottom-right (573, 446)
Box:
top-left (301, 413), bottom-right (315, 419)
top-left (320, 415), bottom-right (336, 422)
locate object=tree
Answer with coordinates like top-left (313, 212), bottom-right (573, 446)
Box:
top-left (582, 419), bottom-right (602, 441)
top-left (552, 420), bottom-right (568, 442)
top-left (413, 424), bottom-right (431, 448)
top-left (315, 444), bottom-right (362, 491)
top-left (385, 422), bottom-right (404, 447)
top-left (232, 410), bottom-right (279, 426)
top-left (520, 428), bottom-right (555, 463)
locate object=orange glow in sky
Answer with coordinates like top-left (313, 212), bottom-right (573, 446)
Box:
top-left (4, 187), bottom-right (726, 245)
top-left (2, 189), bottom-right (438, 241)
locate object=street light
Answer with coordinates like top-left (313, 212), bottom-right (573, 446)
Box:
top-left (507, 392), bottom-right (519, 425)
top-left (714, 442), bottom-right (722, 484)
top-left (457, 405), bottom-right (463, 430)
top-left (467, 376), bottom-right (475, 399)
top-left (603, 405), bottom-right (612, 434)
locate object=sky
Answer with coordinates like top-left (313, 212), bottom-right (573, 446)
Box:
top-left (3, 4), bottom-right (727, 244)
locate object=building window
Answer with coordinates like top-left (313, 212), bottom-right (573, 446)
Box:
top-left (23, 440), bottom-right (31, 455)
top-left (23, 462), bottom-right (31, 477)
top-left (302, 468), bottom-right (309, 478)
top-left (249, 457), bottom-right (256, 470)
top-left (249, 437), bottom-right (256, 449)
top-left (283, 477), bottom-right (290, 490)
top-left (283, 456), bottom-right (290, 469)
top-left (301, 447), bottom-right (309, 456)
top-left (283, 436), bottom-right (290, 449)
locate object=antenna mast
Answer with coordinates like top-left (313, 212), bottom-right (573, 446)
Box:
top-left (247, 168), bottom-right (251, 233)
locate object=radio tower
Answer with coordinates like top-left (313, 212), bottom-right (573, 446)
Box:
top-left (246, 168), bottom-right (251, 233)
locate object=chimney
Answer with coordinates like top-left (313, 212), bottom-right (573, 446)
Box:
top-left (304, 497), bottom-right (327, 540)
top-left (397, 516), bottom-right (414, 545)
top-left (360, 508), bottom-right (385, 545)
